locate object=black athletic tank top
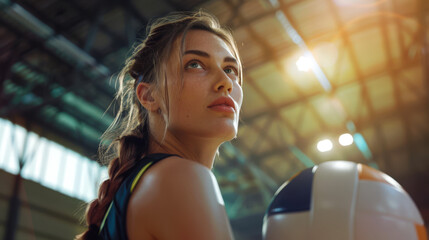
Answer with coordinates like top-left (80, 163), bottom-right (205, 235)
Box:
top-left (98, 153), bottom-right (177, 240)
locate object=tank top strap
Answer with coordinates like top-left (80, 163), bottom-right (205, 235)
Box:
top-left (98, 153), bottom-right (178, 239)
top-left (129, 153), bottom-right (179, 192)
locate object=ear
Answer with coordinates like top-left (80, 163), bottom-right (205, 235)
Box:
top-left (136, 82), bottom-right (160, 112)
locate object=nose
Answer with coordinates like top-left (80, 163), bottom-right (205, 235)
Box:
top-left (213, 70), bottom-right (233, 94)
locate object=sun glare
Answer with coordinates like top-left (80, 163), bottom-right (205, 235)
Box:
top-left (317, 139), bottom-right (333, 152)
top-left (296, 56), bottom-right (313, 72)
top-left (339, 133), bottom-right (354, 146)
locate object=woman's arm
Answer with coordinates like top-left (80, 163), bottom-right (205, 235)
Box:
top-left (127, 156), bottom-right (234, 240)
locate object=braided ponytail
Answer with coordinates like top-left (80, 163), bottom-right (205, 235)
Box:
top-left (76, 11), bottom-right (242, 239)
top-left (76, 123), bottom-right (150, 239)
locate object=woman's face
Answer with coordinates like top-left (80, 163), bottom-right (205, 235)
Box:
top-left (164, 29), bottom-right (243, 142)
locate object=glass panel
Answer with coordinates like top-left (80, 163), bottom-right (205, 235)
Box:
top-left (22, 132), bottom-right (43, 180)
top-left (0, 118), bottom-right (106, 203)
top-left (62, 150), bottom-right (78, 196)
top-left (42, 141), bottom-right (62, 190)
top-left (2, 120), bottom-right (20, 174)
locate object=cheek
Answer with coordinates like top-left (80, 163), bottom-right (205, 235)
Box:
top-left (183, 76), bottom-right (210, 98)
top-left (170, 79), bottom-right (206, 112)
top-left (233, 84), bottom-right (243, 110)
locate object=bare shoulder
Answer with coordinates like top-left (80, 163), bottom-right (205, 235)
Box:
top-left (134, 156), bottom-right (219, 197)
top-left (127, 156), bottom-right (234, 240)
top-left (151, 156), bottom-right (215, 182)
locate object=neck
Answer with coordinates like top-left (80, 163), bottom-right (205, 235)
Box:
top-left (150, 133), bottom-right (220, 169)
top-left (147, 117), bottom-right (221, 169)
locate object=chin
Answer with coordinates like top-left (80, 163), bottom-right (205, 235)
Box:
top-left (194, 123), bottom-right (237, 141)
top-left (221, 131), bottom-right (237, 142)
top-left (210, 125), bottom-right (238, 141)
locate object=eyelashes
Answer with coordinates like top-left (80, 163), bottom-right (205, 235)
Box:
top-left (184, 59), bottom-right (239, 76)
top-left (224, 66), bottom-right (239, 76)
top-left (185, 59), bottom-right (204, 69)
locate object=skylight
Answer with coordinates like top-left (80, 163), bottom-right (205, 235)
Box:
top-left (0, 118), bottom-right (108, 202)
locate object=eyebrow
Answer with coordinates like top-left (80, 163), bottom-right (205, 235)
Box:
top-left (184, 50), bottom-right (238, 64)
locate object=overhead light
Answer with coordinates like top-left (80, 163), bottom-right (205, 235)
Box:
top-left (317, 139), bottom-right (333, 152)
top-left (339, 133), bottom-right (354, 146)
top-left (296, 56), bottom-right (313, 72)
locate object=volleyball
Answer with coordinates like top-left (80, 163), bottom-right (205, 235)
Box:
top-left (262, 161), bottom-right (427, 240)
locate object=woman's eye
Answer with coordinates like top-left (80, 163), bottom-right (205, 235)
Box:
top-left (186, 61), bottom-right (203, 69)
top-left (224, 67), bottom-right (238, 75)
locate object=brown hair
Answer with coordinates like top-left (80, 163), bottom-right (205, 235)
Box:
top-left (76, 10), bottom-right (242, 239)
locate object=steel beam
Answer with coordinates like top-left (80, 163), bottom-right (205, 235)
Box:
top-left (254, 100), bottom-right (426, 161)
top-left (5, 72), bottom-right (108, 133)
top-left (83, 8), bottom-right (103, 54)
top-left (0, 40), bottom-right (21, 107)
top-left (124, 0), bottom-right (135, 47)
top-left (223, 0), bottom-right (318, 168)
top-left (377, 2), bottom-right (416, 171)
top-left (242, 55), bottom-right (420, 124)
top-left (3, 122), bottom-right (29, 240)
top-left (0, 18), bottom-right (114, 113)
top-left (325, 0), bottom-right (389, 168)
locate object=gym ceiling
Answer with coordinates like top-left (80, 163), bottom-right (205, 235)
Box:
top-left (1, 0), bottom-right (428, 234)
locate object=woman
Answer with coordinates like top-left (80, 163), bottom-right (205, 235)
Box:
top-left (77, 11), bottom-right (243, 240)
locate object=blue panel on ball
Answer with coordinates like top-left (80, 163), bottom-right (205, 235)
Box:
top-left (266, 167), bottom-right (314, 216)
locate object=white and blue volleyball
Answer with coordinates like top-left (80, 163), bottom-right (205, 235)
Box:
top-left (262, 161), bottom-right (427, 240)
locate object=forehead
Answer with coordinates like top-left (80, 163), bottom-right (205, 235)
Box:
top-left (182, 30), bottom-right (235, 58)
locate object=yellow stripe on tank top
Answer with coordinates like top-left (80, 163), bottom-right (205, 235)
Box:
top-left (130, 162), bottom-right (153, 192)
top-left (99, 161), bottom-right (154, 233)
top-left (99, 202), bottom-right (113, 233)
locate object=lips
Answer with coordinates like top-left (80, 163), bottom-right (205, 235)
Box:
top-left (208, 97), bottom-right (236, 113)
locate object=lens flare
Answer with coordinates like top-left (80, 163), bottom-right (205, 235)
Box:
top-left (317, 139), bottom-right (333, 152)
top-left (339, 133), bottom-right (354, 146)
top-left (296, 56), bottom-right (313, 72)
